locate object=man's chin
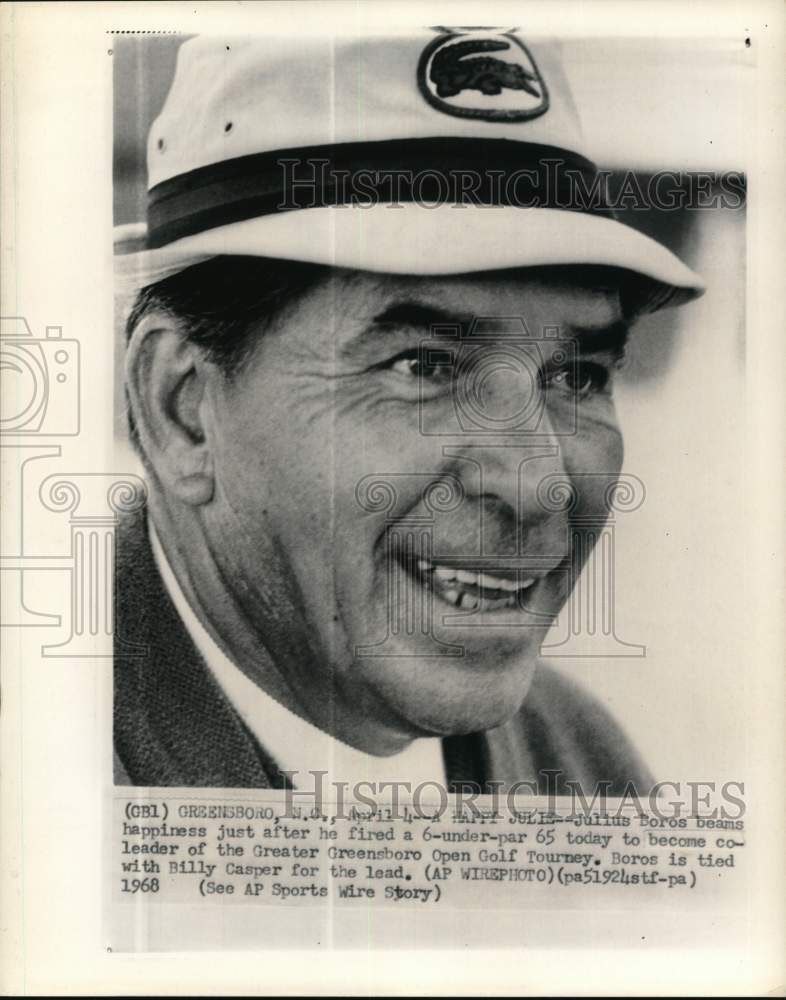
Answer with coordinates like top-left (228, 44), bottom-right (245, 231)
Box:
top-left (436, 665), bottom-right (538, 734)
top-left (356, 646), bottom-right (540, 740)
top-left (407, 691), bottom-right (533, 740)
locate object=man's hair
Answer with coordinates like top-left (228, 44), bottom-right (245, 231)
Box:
top-left (124, 255), bottom-right (329, 452)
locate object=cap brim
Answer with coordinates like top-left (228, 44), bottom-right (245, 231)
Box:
top-left (114, 205), bottom-right (705, 311)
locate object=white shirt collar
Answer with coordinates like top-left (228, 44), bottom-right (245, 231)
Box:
top-left (149, 521), bottom-right (446, 791)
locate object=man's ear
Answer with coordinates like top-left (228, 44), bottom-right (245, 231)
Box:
top-left (125, 311), bottom-right (216, 505)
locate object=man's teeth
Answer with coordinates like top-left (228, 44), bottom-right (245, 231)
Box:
top-left (416, 559), bottom-right (536, 597)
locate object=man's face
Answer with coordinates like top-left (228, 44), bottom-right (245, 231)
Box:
top-left (199, 269), bottom-right (627, 748)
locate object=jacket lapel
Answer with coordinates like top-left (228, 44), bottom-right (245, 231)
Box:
top-left (114, 508), bottom-right (282, 787)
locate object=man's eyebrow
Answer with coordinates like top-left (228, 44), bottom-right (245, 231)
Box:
top-left (565, 320), bottom-right (630, 356)
top-left (342, 301), bottom-right (630, 357)
top-left (339, 300), bottom-right (471, 358)
top-left (370, 304), bottom-right (630, 342)
top-left (370, 301), bottom-right (472, 331)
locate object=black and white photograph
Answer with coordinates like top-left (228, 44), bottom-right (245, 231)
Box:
top-left (1, 1), bottom-right (783, 994)
top-left (113, 28), bottom-right (740, 796)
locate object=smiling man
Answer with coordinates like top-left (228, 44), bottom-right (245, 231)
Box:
top-left (113, 31), bottom-right (703, 792)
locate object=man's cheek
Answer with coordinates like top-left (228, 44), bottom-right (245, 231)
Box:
top-left (332, 494), bottom-right (413, 613)
top-left (565, 420), bottom-right (624, 475)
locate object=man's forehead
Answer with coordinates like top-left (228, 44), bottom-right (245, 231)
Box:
top-left (325, 267), bottom-right (626, 331)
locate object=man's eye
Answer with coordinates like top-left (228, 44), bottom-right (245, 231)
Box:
top-left (544, 361), bottom-right (613, 397)
top-left (389, 350), bottom-right (452, 382)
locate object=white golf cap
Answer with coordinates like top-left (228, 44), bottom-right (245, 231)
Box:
top-left (115, 30), bottom-right (705, 311)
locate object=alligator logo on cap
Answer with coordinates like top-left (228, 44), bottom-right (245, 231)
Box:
top-left (418, 28), bottom-right (549, 122)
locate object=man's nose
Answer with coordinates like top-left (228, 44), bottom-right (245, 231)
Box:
top-left (447, 349), bottom-right (569, 509)
top-left (446, 411), bottom-right (569, 530)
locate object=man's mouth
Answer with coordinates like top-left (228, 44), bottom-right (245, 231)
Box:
top-left (409, 556), bottom-right (544, 612)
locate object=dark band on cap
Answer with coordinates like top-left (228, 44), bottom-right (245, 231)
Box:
top-left (146, 138), bottom-right (615, 249)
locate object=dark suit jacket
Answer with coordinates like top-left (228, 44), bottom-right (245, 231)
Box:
top-left (114, 509), bottom-right (653, 795)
